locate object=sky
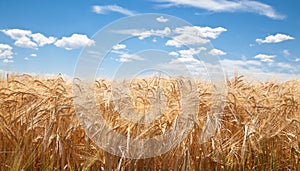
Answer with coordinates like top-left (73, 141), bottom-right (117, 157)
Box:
top-left (0, 0), bottom-right (299, 81)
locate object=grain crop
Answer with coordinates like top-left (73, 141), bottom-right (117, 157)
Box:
top-left (0, 74), bottom-right (300, 170)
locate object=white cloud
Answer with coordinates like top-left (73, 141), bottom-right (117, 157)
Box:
top-left (256, 33), bottom-right (294, 44)
top-left (295, 58), bottom-right (300, 62)
top-left (30, 33), bottom-right (56, 46)
top-left (134, 27), bottom-right (171, 40)
top-left (115, 26), bottom-right (226, 47)
top-left (3, 59), bottom-right (13, 63)
top-left (1, 29), bottom-right (31, 40)
top-left (166, 26), bottom-right (227, 47)
top-left (254, 54), bottom-right (275, 63)
top-left (1, 29), bottom-right (56, 49)
top-left (170, 56), bottom-right (201, 64)
top-left (92, 5), bottom-right (136, 16)
top-left (208, 48), bottom-right (227, 56)
top-left (174, 26), bottom-right (227, 39)
top-left (14, 36), bottom-right (38, 49)
top-left (155, 0), bottom-right (285, 19)
top-left (112, 44), bottom-right (126, 50)
top-left (54, 34), bottom-right (95, 50)
top-left (168, 51), bottom-right (179, 57)
top-left (30, 53), bottom-right (37, 57)
top-left (0, 43), bottom-right (13, 59)
top-left (24, 57), bottom-right (29, 60)
top-left (115, 27), bottom-right (171, 40)
top-left (156, 16), bottom-right (169, 23)
top-left (166, 34), bottom-right (208, 47)
top-left (117, 52), bottom-right (144, 62)
top-left (178, 47), bottom-right (206, 58)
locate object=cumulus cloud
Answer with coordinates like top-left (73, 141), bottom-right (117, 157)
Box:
top-left (112, 44), bottom-right (127, 50)
top-left (174, 26), bottom-right (227, 39)
top-left (254, 54), bottom-right (275, 63)
top-left (178, 47), bottom-right (206, 58)
top-left (1, 29), bottom-right (31, 40)
top-left (256, 33), bottom-right (294, 44)
top-left (155, 0), bottom-right (285, 19)
top-left (0, 43), bottom-right (13, 59)
top-left (168, 51), bottom-right (179, 57)
top-left (166, 26), bottom-right (227, 47)
top-left (54, 34), bottom-right (95, 50)
top-left (208, 48), bottom-right (227, 56)
top-left (92, 5), bottom-right (136, 16)
top-left (30, 33), bottom-right (56, 46)
top-left (156, 16), bottom-right (169, 23)
top-left (166, 34), bottom-right (208, 47)
top-left (1, 29), bottom-right (56, 49)
top-left (14, 36), bottom-right (38, 49)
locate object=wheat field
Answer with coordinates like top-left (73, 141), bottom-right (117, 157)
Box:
top-left (0, 74), bottom-right (300, 170)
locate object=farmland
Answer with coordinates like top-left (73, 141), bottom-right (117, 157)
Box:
top-left (0, 74), bottom-right (300, 170)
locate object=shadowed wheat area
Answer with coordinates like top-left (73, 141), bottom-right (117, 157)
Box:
top-left (0, 74), bottom-right (300, 170)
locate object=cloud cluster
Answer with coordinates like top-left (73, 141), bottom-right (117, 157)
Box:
top-left (116, 25), bottom-right (226, 47)
top-left (1, 29), bottom-right (56, 49)
top-left (256, 33), bottom-right (294, 44)
top-left (54, 34), bottom-right (95, 50)
top-left (92, 5), bottom-right (136, 16)
top-left (114, 25), bottom-right (227, 72)
top-left (0, 43), bottom-right (14, 63)
top-left (166, 26), bottom-right (227, 47)
top-left (1, 29), bottom-right (95, 51)
top-left (0, 43), bottom-right (13, 59)
top-left (177, 47), bottom-right (207, 58)
top-left (208, 48), bottom-right (227, 56)
top-left (155, 0), bottom-right (285, 19)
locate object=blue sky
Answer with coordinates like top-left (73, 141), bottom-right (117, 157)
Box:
top-left (0, 0), bottom-right (299, 80)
